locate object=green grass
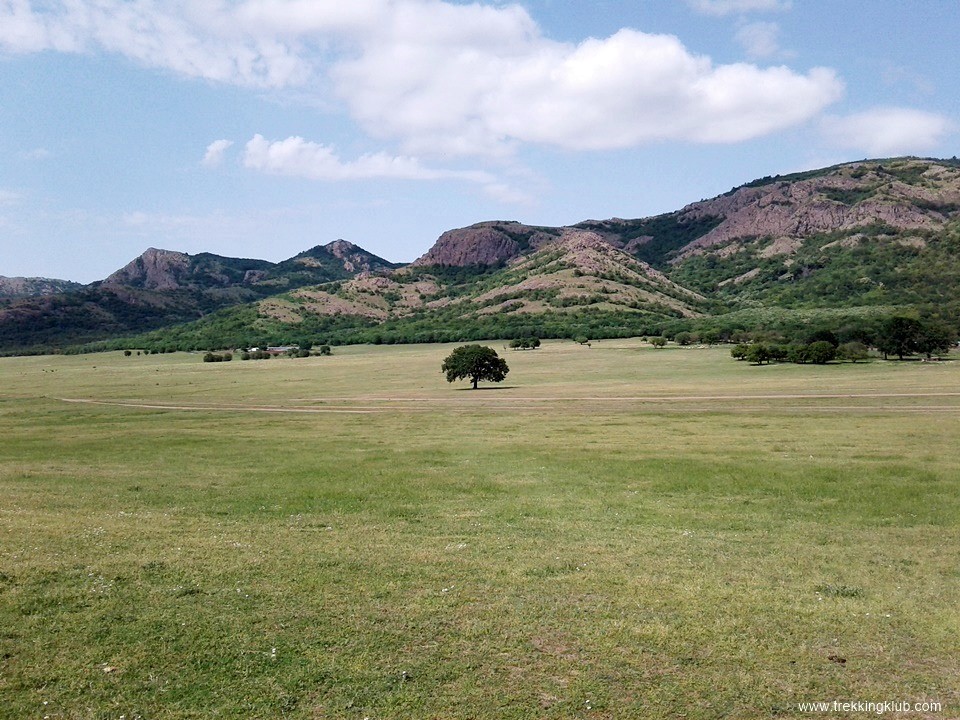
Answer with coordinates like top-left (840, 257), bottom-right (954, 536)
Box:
top-left (1, 341), bottom-right (959, 718)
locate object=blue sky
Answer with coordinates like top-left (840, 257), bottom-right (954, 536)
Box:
top-left (1, 0), bottom-right (957, 283)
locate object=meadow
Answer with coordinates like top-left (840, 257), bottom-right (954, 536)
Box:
top-left (1, 340), bottom-right (958, 719)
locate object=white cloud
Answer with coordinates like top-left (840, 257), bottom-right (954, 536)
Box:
top-left (1, 1), bottom-right (842, 157)
top-left (334, 23), bottom-right (842, 154)
top-left (241, 134), bottom-right (532, 204)
top-left (735, 21), bottom-right (782, 59)
top-left (687, 0), bottom-right (792, 16)
top-left (202, 139), bottom-right (234, 167)
top-left (822, 107), bottom-right (954, 156)
top-left (242, 134), bottom-right (489, 182)
top-left (0, 0), bottom-right (312, 87)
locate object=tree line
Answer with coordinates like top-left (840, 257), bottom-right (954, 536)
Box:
top-left (730, 315), bottom-right (954, 365)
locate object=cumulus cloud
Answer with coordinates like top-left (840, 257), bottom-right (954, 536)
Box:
top-left (822, 107), bottom-right (954, 156)
top-left (687, 0), bottom-right (792, 16)
top-left (202, 139), bottom-right (234, 167)
top-left (0, 0), bottom-right (312, 87)
top-left (334, 22), bottom-right (843, 155)
top-left (1, 1), bottom-right (844, 158)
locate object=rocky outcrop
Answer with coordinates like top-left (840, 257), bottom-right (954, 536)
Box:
top-left (0, 276), bottom-right (83, 299)
top-left (675, 160), bottom-right (960, 259)
top-left (101, 248), bottom-right (192, 290)
top-left (291, 240), bottom-right (398, 275)
top-left (411, 221), bottom-right (560, 267)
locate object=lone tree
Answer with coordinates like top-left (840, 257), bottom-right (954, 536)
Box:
top-left (442, 345), bottom-right (509, 389)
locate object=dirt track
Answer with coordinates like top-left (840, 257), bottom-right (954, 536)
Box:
top-left (54, 391), bottom-right (960, 415)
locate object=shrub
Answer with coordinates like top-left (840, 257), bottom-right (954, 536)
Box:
top-left (807, 340), bottom-right (837, 364)
top-left (837, 341), bottom-right (869, 362)
top-left (746, 343), bottom-right (770, 365)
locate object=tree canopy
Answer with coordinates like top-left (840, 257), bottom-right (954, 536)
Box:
top-left (442, 345), bottom-right (509, 389)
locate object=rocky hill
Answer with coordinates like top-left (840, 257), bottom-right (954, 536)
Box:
top-left (4, 156), bottom-right (960, 353)
top-left (0, 241), bottom-right (398, 352)
top-left (406, 157), bottom-right (960, 311)
top-left (258, 230), bottom-right (709, 327)
top-left (0, 276), bottom-right (83, 299)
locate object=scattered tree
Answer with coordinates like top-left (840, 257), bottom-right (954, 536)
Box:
top-left (915, 321), bottom-right (954, 359)
top-left (876, 316), bottom-right (922, 360)
top-left (442, 345), bottom-right (509, 389)
top-left (649, 336), bottom-right (667, 348)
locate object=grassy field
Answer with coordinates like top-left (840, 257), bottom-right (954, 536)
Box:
top-left (1, 340), bottom-right (958, 719)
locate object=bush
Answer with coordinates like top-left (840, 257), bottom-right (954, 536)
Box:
top-left (807, 340), bottom-right (837, 364)
top-left (649, 336), bottom-right (667, 348)
top-left (837, 341), bottom-right (869, 362)
top-left (746, 343), bottom-right (770, 365)
top-left (318, 345), bottom-right (332, 356)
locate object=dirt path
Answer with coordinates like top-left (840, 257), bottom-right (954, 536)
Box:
top-left (52, 391), bottom-right (960, 415)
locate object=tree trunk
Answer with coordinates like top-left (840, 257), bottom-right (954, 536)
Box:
top-left (472, 376), bottom-right (478, 389)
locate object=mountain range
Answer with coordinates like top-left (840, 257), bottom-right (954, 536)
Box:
top-left (3, 156), bottom-right (959, 353)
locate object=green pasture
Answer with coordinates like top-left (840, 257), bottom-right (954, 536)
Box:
top-left (1, 340), bottom-right (958, 718)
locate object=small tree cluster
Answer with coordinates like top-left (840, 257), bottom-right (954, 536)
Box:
top-left (732, 341), bottom-right (837, 365)
top-left (876, 316), bottom-right (954, 360)
top-left (509, 337), bottom-right (541, 350)
top-left (203, 352), bottom-right (233, 362)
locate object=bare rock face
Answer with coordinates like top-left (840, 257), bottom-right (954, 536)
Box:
top-left (102, 248), bottom-right (192, 290)
top-left (675, 160), bottom-right (960, 259)
top-left (411, 221), bottom-right (560, 267)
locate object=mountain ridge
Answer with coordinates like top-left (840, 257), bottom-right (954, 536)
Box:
top-left (4, 156), bottom-right (960, 353)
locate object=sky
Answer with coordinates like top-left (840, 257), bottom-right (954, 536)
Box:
top-left (0, 0), bottom-right (957, 283)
